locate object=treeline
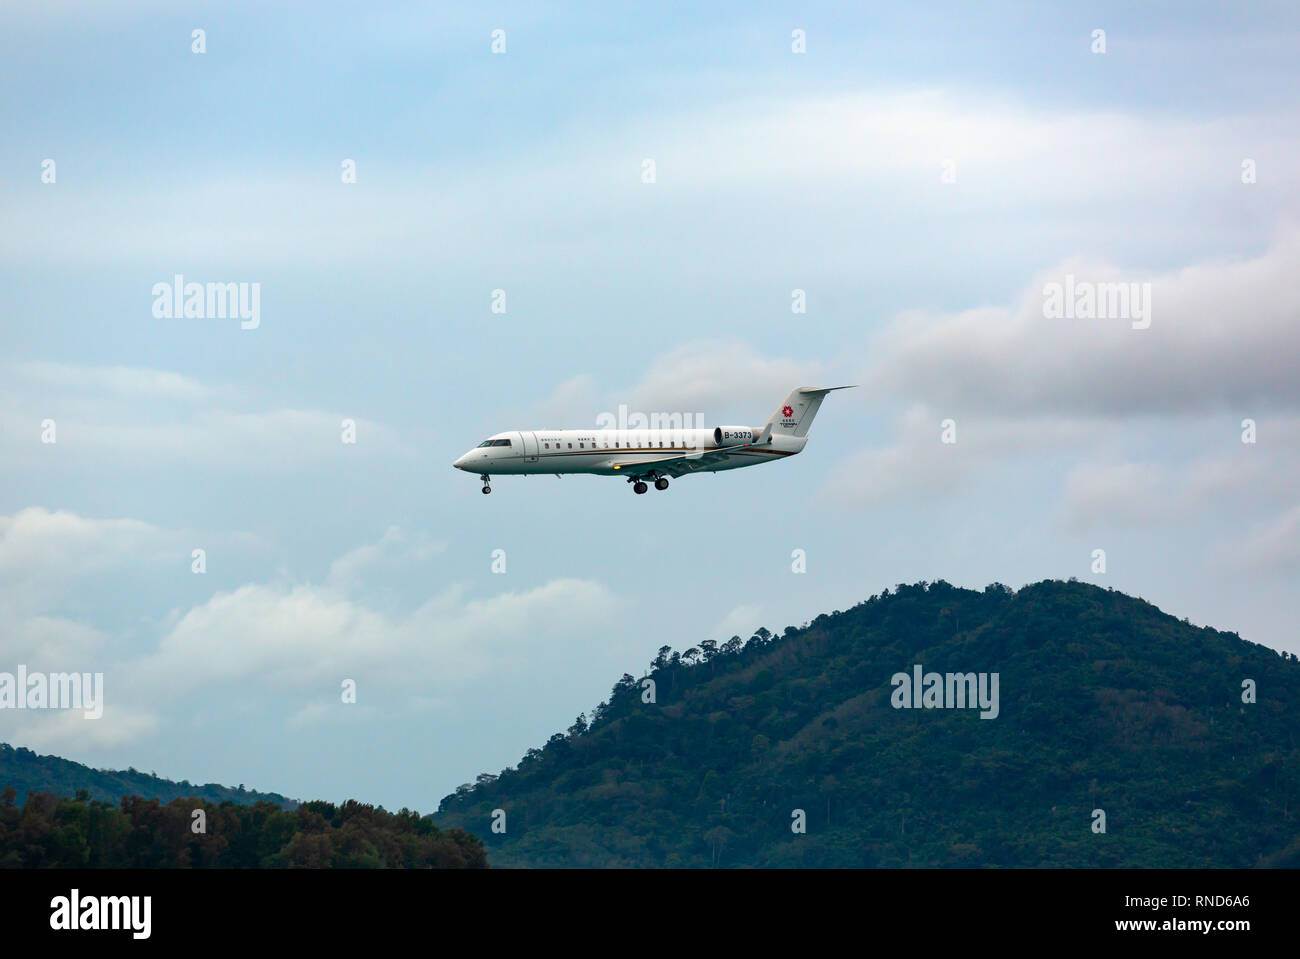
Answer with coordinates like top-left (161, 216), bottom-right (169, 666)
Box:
top-left (1, 789), bottom-right (486, 868)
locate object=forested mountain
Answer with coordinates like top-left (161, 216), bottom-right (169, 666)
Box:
top-left (0, 743), bottom-right (296, 808)
top-left (433, 580), bottom-right (1300, 867)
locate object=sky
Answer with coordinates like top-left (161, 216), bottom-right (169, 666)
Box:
top-left (1, 1), bottom-right (1298, 811)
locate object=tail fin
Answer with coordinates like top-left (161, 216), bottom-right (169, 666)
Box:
top-left (763, 386), bottom-right (855, 438)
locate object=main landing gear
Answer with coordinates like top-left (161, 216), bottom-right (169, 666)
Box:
top-left (628, 474), bottom-right (669, 494)
top-left (480, 474), bottom-right (492, 495)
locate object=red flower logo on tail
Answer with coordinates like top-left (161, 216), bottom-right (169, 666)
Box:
top-left (782, 405), bottom-right (794, 417)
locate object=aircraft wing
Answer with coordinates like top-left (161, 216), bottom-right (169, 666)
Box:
top-left (607, 443), bottom-right (752, 478)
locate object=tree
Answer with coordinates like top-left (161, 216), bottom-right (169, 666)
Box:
top-left (820, 774), bottom-right (839, 824)
top-left (612, 673), bottom-right (637, 699)
top-left (703, 825), bottom-right (735, 867)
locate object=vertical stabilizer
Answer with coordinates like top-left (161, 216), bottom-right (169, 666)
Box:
top-left (763, 386), bottom-right (854, 438)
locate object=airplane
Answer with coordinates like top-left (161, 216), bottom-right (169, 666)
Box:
top-left (453, 386), bottom-right (854, 494)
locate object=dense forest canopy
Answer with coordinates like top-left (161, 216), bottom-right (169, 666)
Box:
top-left (433, 579), bottom-right (1300, 868)
top-left (0, 790), bottom-right (486, 868)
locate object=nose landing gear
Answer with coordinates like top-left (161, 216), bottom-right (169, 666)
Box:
top-left (480, 474), bottom-right (492, 495)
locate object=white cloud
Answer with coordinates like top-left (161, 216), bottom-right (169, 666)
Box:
top-left (621, 341), bottom-right (825, 417)
top-left (869, 229), bottom-right (1300, 418)
top-left (0, 365), bottom-right (406, 471)
top-left (1060, 436), bottom-right (1300, 531)
top-left (135, 577), bottom-right (618, 698)
top-left (0, 508), bottom-right (171, 609)
top-left (0, 703), bottom-right (161, 752)
top-left (525, 375), bottom-right (601, 429)
top-left (7, 91), bottom-right (1293, 270)
top-left (0, 615), bottom-right (108, 669)
top-left (529, 340), bottom-right (826, 427)
top-left (711, 604), bottom-right (765, 643)
top-left (0, 505), bottom-right (624, 751)
top-left (824, 404), bottom-right (1102, 508)
top-left (14, 362), bottom-right (212, 401)
top-left (326, 525), bottom-right (446, 592)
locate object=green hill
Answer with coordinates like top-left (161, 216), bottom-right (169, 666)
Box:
top-left (0, 748), bottom-right (488, 868)
top-left (0, 743), bottom-right (297, 808)
top-left (431, 579), bottom-right (1300, 867)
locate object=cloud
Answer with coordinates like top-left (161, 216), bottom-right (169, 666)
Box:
top-left (529, 340), bottom-right (826, 427)
top-left (7, 90), bottom-right (1294, 271)
top-left (711, 604), bottom-right (765, 643)
top-left (0, 507), bottom-right (623, 751)
top-left (1059, 436), bottom-right (1300, 531)
top-left (0, 508), bottom-right (171, 610)
top-left (0, 616), bottom-right (108, 669)
top-left (287, 701), bottom-right (380, 729)
top-left (526, 375), bottom-right (601, 429)
top-left (0, 364), bottom-right (405, 471)
top-left (1061, 462), bottom-right (1169, 529)
top-left (326, 525), bottom-right (446, 592)
top-left (135, 576), bottom-right (618, 698)
top-left (13, 362), bottom-right (213, 401)
top-left (0, 705), bottom-right (161, 753)
top-left (1231, 505), bottom-right (1300, 571)
top-left (824, 404), bottom-right (1102, 508)
top-left (621, 341), bottom-right (826, 417)
top-left (829, 232), bottom-right (1300, 528)
top-left (869, 229), bottom-right (1300, 418)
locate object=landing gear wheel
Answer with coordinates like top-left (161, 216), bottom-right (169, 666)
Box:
top-left (654, 477), bottom-right (669, 491)
top-left (633, 481), bottom-right (648, 495)
top-left (481, 485), bottom-right (491, 494)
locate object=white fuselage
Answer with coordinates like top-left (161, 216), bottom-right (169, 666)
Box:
top-left (453, 427), bottom-right (805, 477)
top-left (453, 386), bottom-right (851, 493)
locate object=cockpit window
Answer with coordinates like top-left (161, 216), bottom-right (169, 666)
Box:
top-left (477, 439), bottom-right (512, 447)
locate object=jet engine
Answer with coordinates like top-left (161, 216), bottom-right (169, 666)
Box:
top-left (713, 426), bottom-right (757, 446)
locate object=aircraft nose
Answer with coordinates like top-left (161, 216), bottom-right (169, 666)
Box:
top-left (453, 453), bottom-right (467, 469)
